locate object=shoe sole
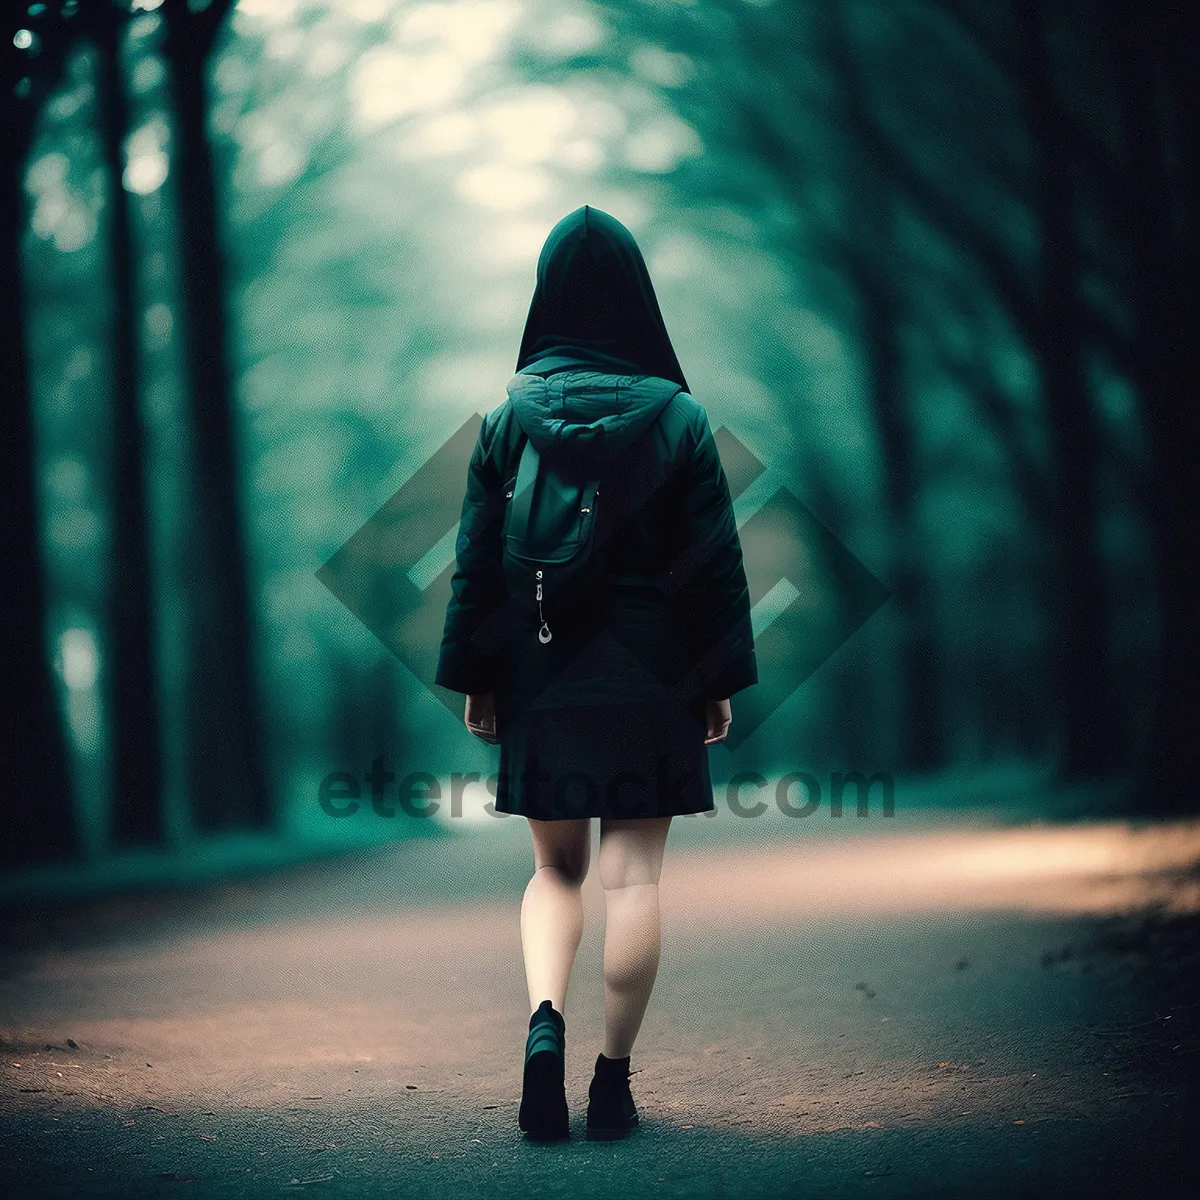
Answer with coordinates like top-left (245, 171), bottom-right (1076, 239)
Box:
top-left (585, 1115), bottom-right (639, 1141)
top-left (518, 1051), bottom-right (569, 1141)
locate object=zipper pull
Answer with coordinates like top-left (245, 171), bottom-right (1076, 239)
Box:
top-left (535, 570), bottom-right (551, 642)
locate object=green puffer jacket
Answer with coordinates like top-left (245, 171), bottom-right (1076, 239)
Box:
top-left (434, 369), bottom-right (758, 711)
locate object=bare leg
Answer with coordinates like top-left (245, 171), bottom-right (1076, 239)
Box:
top-left (597, 816), bottom-right (672, 1059)
top-left (520, 817), bottom-right (591, 1017)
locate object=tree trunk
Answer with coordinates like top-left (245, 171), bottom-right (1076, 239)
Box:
top-left (825, 0), bottom-right (943, 772)
top-left (1016, 0), bottom-right (1120, 779)
top-left (0, 59), bottom-right (77, 866)
top-left (162, 0), bottom-right (272, 831)
top-left (1103, 0), bottom-right (1200, 813)
top-left (95, 10), bottom-right (166, 846)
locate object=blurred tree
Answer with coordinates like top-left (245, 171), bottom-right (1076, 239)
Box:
top-left (1014, 0), bottom-right (1119, 778)
top-left (93, 2), bottom-right (166, 845)
top-left (2, 2), bottom-right (78, 864)
top-left (822, 0), bottom-right (942, 771)
top-left (7, 0), bottom-right (275, 860)
top-left (1099, 0), bottom-right (1199, 813)
top-left (161, 0), bottom-right (272, 831)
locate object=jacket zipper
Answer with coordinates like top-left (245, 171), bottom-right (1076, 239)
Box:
top-left (536, 571), bottom-right (551, 643)
top-left (525, 488), bottom-right (599, 646)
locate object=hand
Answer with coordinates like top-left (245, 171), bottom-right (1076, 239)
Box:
top-left (465, 692), bottom-right (499, 744)
top-left (704, 698), bottom-right (732, 745)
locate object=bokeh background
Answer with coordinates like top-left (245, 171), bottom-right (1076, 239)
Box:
top-left (3, 5), bottom-right (1199, 1195)
top-left (3, 0), bottom-right (1195, 882)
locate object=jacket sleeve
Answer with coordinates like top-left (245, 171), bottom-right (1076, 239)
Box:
top-left (668, 405), bottom-right (759, 701)
top-left (434, 414), bottom-right (507, 695)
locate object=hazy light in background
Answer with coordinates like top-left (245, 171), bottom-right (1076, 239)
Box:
top-left (59, 627), bottom-right (100, 691)
top-left (55, 625), bottom-right (104, 760)
top-left (474, 217), bottom-right (551, 264)
top-left (537, 7), bottom-right (605, 55)
top-left (129, 11), bottom-right (163, 39)
top-left (647, 231), bottom-right (704, 280)
top-left (557, 138), bottom-right (603, 172)
top-left (263, 25), bottom-right (302, 60)
top-left (574, 94), bottom-right (626, 140)
top-left (350, 0), bottom-right (521, 130)
top-left (46, 77), bottom-right (92, 122)
top-left (305, 34), bottom-right (351, 79)
top-left (629, 45), bottom-right (695, 88)
top-left (479, 85), bottom-right (576, 163)
top-left (352, 45), bottom-right (467, 127)
top-left (131, 54), bottom-right (167, 94)
top-left (344, 0), bottom-right (393, 22)
top-left (393, 109), bottom-right (477, 158)
top-left (26, 150), bottom-right (98, 252)
top-left (455, 162), bottom-right (553, 210)
top-left (256, 137), bottom-right (306, 187)
top-left (624, 112), bottom-right (704, 173)
top-left (392, 0), bottom-right (520, 57)
top-left (46, 456), bottom-right (90, 510)
top-left (143, 302), bottom-right (174, 351)
top-left (64, 346), bottom-right (93, 379)
top-left (123, 116), bottom-right (170, 194)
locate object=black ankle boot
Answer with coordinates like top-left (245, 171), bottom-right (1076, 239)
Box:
top-left (518, 1000), bottom-right (569, 1141)
top-left (586, 1052), bottom-right (639, 1140)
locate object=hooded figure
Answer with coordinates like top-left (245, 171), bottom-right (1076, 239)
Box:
top-left (435, 204), bottom-right (758, 817)
top-left (515, 204), bottom-right (689, 389)
top-left (434, 206), bottom-right (759, 1146)
top-left (505, 206), bottom-right (691, 473)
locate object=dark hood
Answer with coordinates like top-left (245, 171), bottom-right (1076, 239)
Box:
top-left (506, 370), bottom-right (683, 468)
top-left (515, 205), bottom-right (690, 391)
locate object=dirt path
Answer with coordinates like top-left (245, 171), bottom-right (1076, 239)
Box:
top-left (2, 818), bottom-right (1197, 1197)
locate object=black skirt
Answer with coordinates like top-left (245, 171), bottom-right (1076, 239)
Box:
top-left (493, 696), bottom-right (715, 820)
